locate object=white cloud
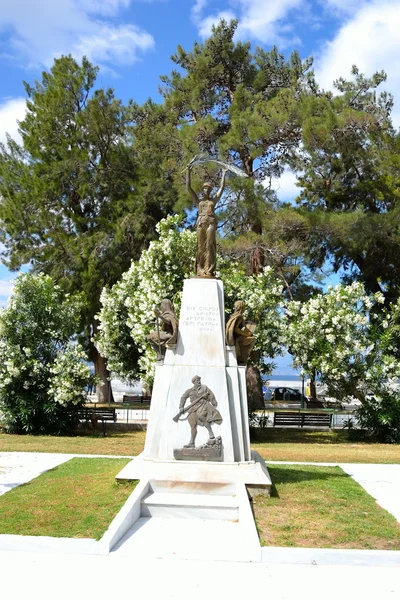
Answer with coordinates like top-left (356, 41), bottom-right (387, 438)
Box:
top-left (75, 24), bottom-right (154, 66)
top-left (197, 11), bottom-right (237, 38)
top-left (0, 97), bottom-right (26, 146)
top-left (236, 0), bottom-right (304, 45)
top-left (0, 278), bottom-right (15, 297)
top-left (315, 0), bottom-right (400, 126)
top-left (192, 0), bottom-right (305, 46)
top-left (191, 0), bottom-right (209, 19)
top-left (80, 0), bottom-right (130, 16)
top-left (0, 0), bottom-right (155, 69)
top-left (319, 0), bottom-right (369, 16)
top-left (271, 170), bottom-right (300, 203)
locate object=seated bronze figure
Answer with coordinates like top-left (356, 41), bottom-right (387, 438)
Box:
top-left (225, 300), bottom-right (256, 364)
top-left (147, 299), bottom-right (178, 361)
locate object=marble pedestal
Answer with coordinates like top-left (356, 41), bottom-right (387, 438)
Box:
top-left (113, 278), bottom-right (270, 559)
top-left (117, 277), bottom-right (271, 489)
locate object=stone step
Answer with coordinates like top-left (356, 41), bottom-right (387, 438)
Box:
top-left (140, 491), bottom-right (239, 520)
top-left (149, 479), bottom-right (236, 495)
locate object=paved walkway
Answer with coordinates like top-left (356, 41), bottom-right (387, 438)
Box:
top-left (0, 452), bottom-right (399, 600)
top-left (0, 549), bottom-right (399, 600)
top-left (0, 452), bottom-right (74, 496)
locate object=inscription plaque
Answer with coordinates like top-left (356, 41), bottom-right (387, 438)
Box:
top-left (180, 305), bottom-right (220, 333)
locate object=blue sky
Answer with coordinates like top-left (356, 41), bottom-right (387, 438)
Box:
top-left (0, 0), bottom-right (399, 374)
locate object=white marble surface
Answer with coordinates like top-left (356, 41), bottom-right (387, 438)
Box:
top-left (112, 514), bottom-right (258, 561)
top-left (1, 550), bottom-right (400, 599)
top-left (113, 480), bottom-right (260, 561)
top-left (174, 278), bottom-right (226, 366)
top-left (225, 367), bottom-right (243, 461)
top-left (238, 366), bottom-right (251, 460)
top-left (116, 452), bottom-right (269, 490)
top-left (143, 363), bottom-right (173, 458)
top-left (143, 278), bottom-right (252, 463)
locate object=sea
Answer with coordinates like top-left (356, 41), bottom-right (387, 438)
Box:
top-left (263, 374), bottom-right (304, 391)
top-left (110, 374), bottom-right (305, 400)
top-left (109, 374), bottom-right (306, 400)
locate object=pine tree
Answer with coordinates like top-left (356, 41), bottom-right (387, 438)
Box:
top-left (0, 56), bottom-right (175, 399)
top-left (293, 66), bottom-right (400, 303)
top-left (130, 20), bottom-right (317, 405)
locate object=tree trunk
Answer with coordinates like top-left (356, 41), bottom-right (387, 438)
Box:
top-left (246, 363), bottom-right (265, 412)
top-left (310, 372), bottom-right (317, 401)
top-left (243, 163), bottom-right (265, 410)
top-left (91, 320), bottom-right (114, 403)
top-left (249, 221), bottom-right (265, 407)
top-left (251, 246), bottom-right (265, 275)
top-left (94, 348), bottom-right (114, 403)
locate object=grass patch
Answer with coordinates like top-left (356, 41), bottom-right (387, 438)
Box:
top-left (1, 428), bottom-right (400, 463)
top-left (251, 428), bottom-right (400, 463)
top-left (253, 465), bottom-right (400, 549)
top-left (0, 457), bottom-right (137, 540)
top-left (0, 431), bottom-right (146, 456)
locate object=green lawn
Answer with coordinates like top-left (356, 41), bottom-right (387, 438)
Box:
top-left (2, 428), bottom-right (400, 463)
top-left (1, 458), bottom-right (399, 548)
top-left (0, 430), bottom-right (146, 456)
top-left (251, 428), bottom-right (400, 463)
top-left (0, 457), bottom-right (137, 540)
top-left (253, 464), bottom-right (400, 549)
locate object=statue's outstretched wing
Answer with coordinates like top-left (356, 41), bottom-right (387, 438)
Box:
top-left (182, 154), bottom-right (249, 178)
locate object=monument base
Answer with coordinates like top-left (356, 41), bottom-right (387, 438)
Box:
top-left (110, 277), bottom-right (270, 559)
top-left (173, 436), bottom-right (223, 461)
top-left (116, 450), bottom-right (271, 497)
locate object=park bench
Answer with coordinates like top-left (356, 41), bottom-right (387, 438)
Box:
top-left (72, 407), bottom-right (116, 436)
top-left (305, 400), bottom-right (326, 409)
top-left (273, 411), bottom-right (333, 429)
top-left (122, 394), bottom-right (151, 404)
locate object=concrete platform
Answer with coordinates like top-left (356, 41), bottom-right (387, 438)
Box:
top-left (113, 516), bottom-right (261, 562)
top-left (1, 550), bottom-right (400, 600)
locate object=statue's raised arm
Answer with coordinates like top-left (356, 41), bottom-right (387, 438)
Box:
top-left (186, 168), bottom-right (199, 204)
top-left (214, 168), bottom-right (228, 204)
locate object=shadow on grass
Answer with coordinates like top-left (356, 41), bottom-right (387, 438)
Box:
top-left (71, 430), bottom-right (140, 438)
top-left (268, 465), bottom-right (349, 488)
top-left (268, 481), bottom-right (280, 498)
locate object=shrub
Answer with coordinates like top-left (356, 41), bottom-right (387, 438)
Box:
top-left (356, 389), bottom-right (400, 443)
top-left (0, 273), bottom-right (94, 434)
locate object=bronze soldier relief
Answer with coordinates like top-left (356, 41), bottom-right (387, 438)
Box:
top-left (174, 375), bottom-right (222, 446)
top-left (173, 375), bottom-right (223, 461)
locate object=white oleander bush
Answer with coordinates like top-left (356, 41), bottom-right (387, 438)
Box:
top-left (95, 215), bottom-right (284, 385)
top-left (285, 282), bottom-right (400, 404)
top-left (0, 273), bottom-right (94, 434)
